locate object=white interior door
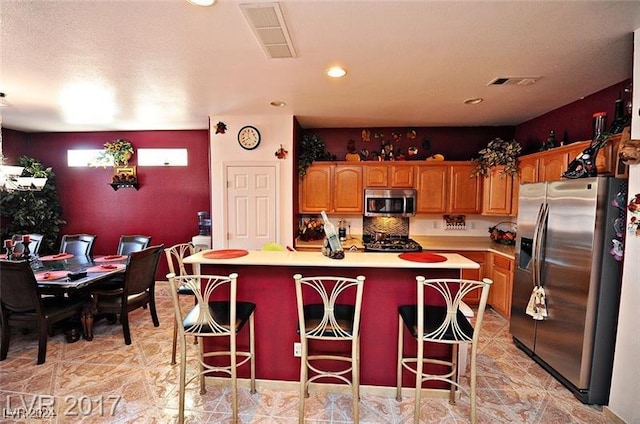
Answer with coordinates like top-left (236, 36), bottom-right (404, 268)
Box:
top-left (226, 165), bottom-right (278, 250)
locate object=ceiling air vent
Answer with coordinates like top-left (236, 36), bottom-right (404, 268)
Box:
top-left (488, 77), bottom-right (541, 86)
top-left (240, 2), bottom-right (297, 59)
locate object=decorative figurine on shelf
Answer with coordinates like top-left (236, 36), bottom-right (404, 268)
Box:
top-left (4, 239), bottom-right (13, 260)
top-left (540, 130), bottom-right (556, 151)
top-left (345, 139), bottom-right (361, 161)
top-left (215, 121), bottom-right (227, 134)
top-left (609, 94), bottom-right (630, 134)
top-left (562, 132), bottom-right (610, 179)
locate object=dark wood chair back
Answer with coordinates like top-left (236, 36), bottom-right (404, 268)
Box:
top-left (117, 235), bottom-right (152, 256)
top-left (59, 234), bottom-right (97, 256)
top-left (123, 244), bottom-right (163, 296)
top-left (12, 234), bottom-right (44, 256)
top-left (0, 260), bottom-right (85, 364)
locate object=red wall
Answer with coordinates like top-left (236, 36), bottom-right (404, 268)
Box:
top-left (515, 79), bottom-right (631, 155)
top-left (3, 129), bottom-right (210, 278)
top-left (304, 126), bottom-right (515, 162)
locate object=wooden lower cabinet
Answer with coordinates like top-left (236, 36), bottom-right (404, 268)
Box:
top-left (488, 253), bottom-right (514, 318)
top-left (482, 165), bottom-right (514, 216)
top-left (441, 251), bottom-right (486, 305)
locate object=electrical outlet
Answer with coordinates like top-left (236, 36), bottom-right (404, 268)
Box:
top-left (294, 342), bottom-right (302, 357)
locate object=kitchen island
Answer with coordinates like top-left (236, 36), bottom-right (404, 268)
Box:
top-left (183, 249), bottom-right (479, 390)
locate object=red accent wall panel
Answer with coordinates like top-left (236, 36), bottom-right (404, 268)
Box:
top-left (10, 130), bottom-right (210, 278)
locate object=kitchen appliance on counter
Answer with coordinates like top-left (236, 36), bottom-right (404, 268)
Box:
top-left (511, 176), bottom-right (626, 404)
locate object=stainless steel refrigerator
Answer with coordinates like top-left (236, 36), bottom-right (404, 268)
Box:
top-left (510, 176), bottom-right (626, 404)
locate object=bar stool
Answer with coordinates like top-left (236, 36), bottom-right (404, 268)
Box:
top-left (396, 277), bottom-right (492, 424)
top-left (293, 273), bottom-right (365, 423)
top-left (167, 272), bottom-right (256, 424)
top-left (164, 242), bottom-right (197, 365)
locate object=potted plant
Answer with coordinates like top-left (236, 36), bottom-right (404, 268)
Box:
top-left (92, 139), bottom-right (135, 167)
top-left (0, 156), bottom-right (66, 254)
top-left (471, 137), bottom-right (522, 177)
top-left (298, 134), bottom-right (335, 177)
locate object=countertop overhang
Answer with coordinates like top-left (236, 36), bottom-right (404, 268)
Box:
top-left (184, 249), bottom-right (480, 269)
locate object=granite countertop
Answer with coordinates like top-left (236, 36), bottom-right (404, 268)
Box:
top-left (184, 249), bottom-right (479, 269)
top-left (295, 235), bottom-right (515, 259)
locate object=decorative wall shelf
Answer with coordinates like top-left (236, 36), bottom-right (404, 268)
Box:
top-left (109, 182), bottom-right (139, 191)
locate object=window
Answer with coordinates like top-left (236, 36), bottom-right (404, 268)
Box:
top-left (137, 148), bottom-right (188, 166)
top-left (67, 149), bottom-right (111, 167)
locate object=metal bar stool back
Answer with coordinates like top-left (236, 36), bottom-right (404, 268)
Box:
top-left (293, 273), bottom-right (365, 423)
top-left (167, 272), bottom-right (256, 424)
top-left (396, 277), bottom-right (492, 424)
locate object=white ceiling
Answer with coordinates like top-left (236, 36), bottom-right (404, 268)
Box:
top-left (2, 1), bottom-right (640, 133)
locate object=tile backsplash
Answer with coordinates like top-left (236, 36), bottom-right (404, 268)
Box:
top-left (327, 215), bottom-right (511, 238)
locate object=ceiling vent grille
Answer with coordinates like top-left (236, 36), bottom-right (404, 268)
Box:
top-left (240, 2), bottom-right (297, 59)
top-left (488, 77), bottom-right (541, 86)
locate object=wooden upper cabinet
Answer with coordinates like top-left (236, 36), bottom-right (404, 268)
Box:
top-left (389, 165), bottom-right (414, 187)
top-left (299, 164), bottom-right (332, 213)
top-left (333, 165), bottom-right (363, 213)
top-left (519, 156), bottom-right (539, 184)
top-left (416, 165), bottom-right (448, 213)
top-left (300, 163), bottom-right (363, 214)
top-left (364, 165), bottom-right (388, 187)
top-left (364, 163), bottom-right (414, 187)
top-left (538, 151), bottom-right (568, 182)
top-left (482, 166), bottom-right (514, 216)
top-left (448, 163), bottom-right (482, 214)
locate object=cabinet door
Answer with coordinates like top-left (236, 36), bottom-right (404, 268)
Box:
top-left (489, 254), bottom-right (513, 318)
top-left (448, 164), bottom-right (482, 213)
top-left (333, 165), bottom-right (363, 213)
top-left (416, 165), bottom-right (448, 213)
top-left (390, 165), bottom-right (414, 187)
top-left (299, 164), bottom-right (332, 213)
top-left (458, 251), bottom-right (486, 305)
top-left (482, 166), bottom-right (514, 216)
top-left (364, 165), bottom-right (388, 187)
top-left (519, 157), bottom-right (539, 184)
top-left (538, 152), bottom-right (568, 182)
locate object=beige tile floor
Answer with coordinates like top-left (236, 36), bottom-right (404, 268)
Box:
top-left (0, 282), bottom-right (612, 423)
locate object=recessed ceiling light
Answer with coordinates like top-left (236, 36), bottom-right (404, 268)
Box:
top-left (327, 66), bottom-right (347, 78)
top-left (270, 101), bottom-right (286, 108)
top-left (464, 98), bottom-right (483, 105)
top-left (187, 0), bottom-right (215, 6)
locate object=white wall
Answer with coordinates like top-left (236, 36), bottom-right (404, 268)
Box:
top-left (209, 115), bottom-right (294, 249)
top-left (606, 28), bottom-right (640, 424)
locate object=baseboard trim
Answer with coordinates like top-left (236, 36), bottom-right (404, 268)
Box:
top-left (204, 376), bottom-right (459, 400)
top-left (603, 406), bottom-right (628, 424)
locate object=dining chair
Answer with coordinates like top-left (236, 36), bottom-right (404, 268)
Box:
top-left (167, 272), bottom-right (256, 424)
top-left (12, 234), bottom-right (44, 256)
top-left (293, 273), bottom-right (365, 423)
top-left (164, 242), bottom-right (197, 365)
top-left (117, 235), bottom-right (152, 255)
top-left (59, 234), bottom-right (97, 257)
top-left (0, 260), bottom-right (86, 364)
top-left (91, 245), bottom-right (164, 344)
top-left (396, 277), bottom-right (492, 424)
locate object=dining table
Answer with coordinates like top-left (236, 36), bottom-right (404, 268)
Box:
top-left (31, 253), bottom-right (128, 340)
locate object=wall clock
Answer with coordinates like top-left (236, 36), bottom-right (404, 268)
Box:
top-left (237, 125), bottom-right (261, 150)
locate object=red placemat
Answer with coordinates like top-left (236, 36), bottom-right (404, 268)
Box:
top-left (35, 270), bottom-right (69, 281)
top-left (94, 255), bottom-right (127, 262)
top-left (398, 252), bottom-right (448, 263)
top-left (39, 253), bottom-right (74, 261)
top-left (203, 249), bottom-right (249, 259)
top-left (87, 264), bottom-right (126, 273)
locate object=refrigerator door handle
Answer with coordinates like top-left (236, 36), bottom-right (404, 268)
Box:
top-left (533, 203), bottom-right (549, 288)
top-left (531, 203), bottom-right (546, 288)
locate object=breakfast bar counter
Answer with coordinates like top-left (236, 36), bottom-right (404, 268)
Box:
top-left (183, 249), bottom-right (479, 389)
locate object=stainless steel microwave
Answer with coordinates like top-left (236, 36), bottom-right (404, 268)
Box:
top-left (364, 189), bottom-right (417, 217)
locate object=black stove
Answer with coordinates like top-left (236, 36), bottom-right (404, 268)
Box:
top-left (363, 235), bottom-right (423, 252)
